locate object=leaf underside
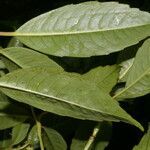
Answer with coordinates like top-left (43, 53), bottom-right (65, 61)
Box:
top-left (0, 67), bottom-right (143, 130)
top-left (16, 2), bottom-right (150, 57)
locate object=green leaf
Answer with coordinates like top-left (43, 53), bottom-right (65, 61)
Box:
top-left (28, 125), bottom-right (39, 149)
top-left (0, 92), bottom-right (29, 130)
top-left (117, 43), bottom-right (139, 82)
top-left (16, 2), bottom-right (150, 57)
top-left (7, 37), bottom-right (23, 47)
top-left (0, 67), bottom-right (143, 130)
top-left (0, 47), bottom-right (62, 70)
top-left (83, 65), bottom-right (119, 93)
top-left (71, 121), bottom-right (112, 150)
top-left (0, 59), bottom-right (5, 69)
top-left (1, 57), bottom-right (20, 72)
top-left (43, 127), bottom-right (67, 150)
top-left (114, 39), bottom-right (150, 100)
top-left (119, 58), bottom-right (134, 82)
top-left (133, 124), bottom-right (150, 150)
top-left (12, 123), bottom-right (30, 145)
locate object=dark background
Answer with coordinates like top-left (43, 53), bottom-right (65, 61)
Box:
top-left (0, 0), bottom-right (150, 30)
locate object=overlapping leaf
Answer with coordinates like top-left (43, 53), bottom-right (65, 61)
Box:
top-left (114, 39), bottom-right (150, 100)
top-left (0, 47), bottom-right (62, 70)
top-left (0, 47), bottom-right (119, 93)
top-left (28, 125), bottom-right (39, 149)
top-left (43, 127), bottom-right (67, 150)
top-left (0, 67), bottom-right (143, 130)
top-left (82, 65), bottom-right (119, 93)
top-left (15, 2), bottom-right (150, 57)
top-left (12, 123), bottom-right (30, 146)
top-left (119, 58), bottom-right (134, 82)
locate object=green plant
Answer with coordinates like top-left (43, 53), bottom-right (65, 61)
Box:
top-left (0, 1), bottom-right (150, 150)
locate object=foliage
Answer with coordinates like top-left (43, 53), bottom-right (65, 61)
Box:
top-left (0, 1), bottom-right (150, 150)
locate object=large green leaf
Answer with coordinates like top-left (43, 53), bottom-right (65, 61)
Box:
top-left (15, 2), bottom-right (150, 57)
top-left (133, 124), bottom-right (150, 150)
top-left (43, 127), bottom-right (67, 150)
top-left (114, 39), bottom-right (150, 100)
top-left (0, 67), bottom-right (143, 130)
top-left (0, 47), bottom-right (62, 70)
top-left (0, 92), bottom-right (29, 130)
top-left (12, 123), bottom-right (30, 146)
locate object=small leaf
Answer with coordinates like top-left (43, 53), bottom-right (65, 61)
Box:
top-left (0, 67), bottom-right (143, 130)
top-left (114, 39), bottom-right (150, 100)
top-left (133, 124), bottom-right (150, 150)
top-left (16, 2), bottom-right (150, 57)
top-left (12, 123), bottom-right (30, 146)
top-left (28, 125), bottom-right (39, 149)
top-left (43, 127), bottom-right (67, 150)
top-left (117, 43), bottom-right (139, 82)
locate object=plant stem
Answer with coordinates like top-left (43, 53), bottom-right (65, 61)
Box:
top-left (12, 143), bottom-right (29, 150)
top-left (84, 123), bottom-right (101, 150)
top-left (31, 107), bottom-right (44, 150)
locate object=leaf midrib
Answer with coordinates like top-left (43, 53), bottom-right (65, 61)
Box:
top-left (0, 83), bottom-right (127, 121)
top-left (119, 61), bottom-right (133, 80)
top-left (0, 23), bottom-right (149, 37)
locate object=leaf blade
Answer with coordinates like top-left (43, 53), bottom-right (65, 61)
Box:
top-left (12, 123), bottom-right (30, 145)
top-left (114, 39), bottom-right (150, 100)
top-left (0, 67), bottom-right (143, 130)
top-left (0, 47), bottom-right (62, 70)
top-left (16, 2), bottom-right (150, 57)
top-left (43, 127), bottom-right (67, 150)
